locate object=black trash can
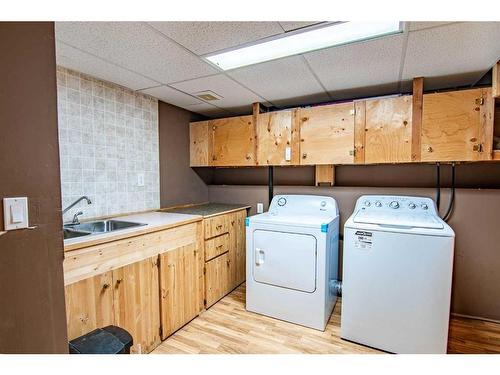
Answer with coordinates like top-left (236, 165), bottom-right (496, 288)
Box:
top-left (69, 325), bottom-right (133, 354)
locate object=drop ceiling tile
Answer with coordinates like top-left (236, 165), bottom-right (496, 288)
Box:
top-left (171, 74), bottom-right (266, 110)
top-left (403, 22), bottom-right (500, 81)
top-left (278, 22), bottom-right (322, 32)
top-left (228, 55), bottom-right (330, 107)
top-left (148, 21), bottom-right (284, 55)
top-left (185, 102), bottom-right (233, 118)
top-left (55, 22), bottom-right (217, 84)
top-left (138, 85), bottom-right (202, 107)
top-left (56, 41), bottom-right (158, 90)
top-left (408, 22), bottom-right (456, 31)
top-left (303, 33), bottom-right (405, 93)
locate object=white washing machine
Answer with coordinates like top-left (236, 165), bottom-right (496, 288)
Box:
top-left (246, 195), bottom-right (339, 330)
top-left (341, 195), bottom-right (455, 353)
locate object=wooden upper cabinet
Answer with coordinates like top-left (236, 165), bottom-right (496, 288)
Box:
top-left (211, 115), bottom-right (256, 166)
top-left (421, 88), bottom-right (493, 162)
top-left (364, 96), bottom-right (413, 163)
top-left (256, 110), bottom-right (298, 165)
top-left (299, 103), bottom-right (355, 165)
top-left (189, 121), bottom-right (210, 167)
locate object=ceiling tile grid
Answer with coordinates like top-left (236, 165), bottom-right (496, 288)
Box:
top-left (55, 21), bottom-right (500, 118)
top-left (402, 22), bottom-right (500, 83)
top-left (148, 21), bottom-right (285, 55)
top-left (227, 55), bottom-right (330, 107)
top-left (56, 22), bottom-right (218, 84)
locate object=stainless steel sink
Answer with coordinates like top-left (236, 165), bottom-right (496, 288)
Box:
top-left (63, 228), bottom-right (91, 239)
top-left (63, 219), bottom-right (146, 240)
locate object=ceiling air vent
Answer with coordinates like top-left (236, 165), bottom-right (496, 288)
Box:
top-left (194, 90), bottom-right (223, 101)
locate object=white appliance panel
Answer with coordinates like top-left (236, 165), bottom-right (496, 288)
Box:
top-left (253, 230), bottom-right (317, 293)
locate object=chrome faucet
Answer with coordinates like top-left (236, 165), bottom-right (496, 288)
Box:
top-left (63, 196), bottom-right (92, 223)
top-left (72, 211), bottom-right (84, 225)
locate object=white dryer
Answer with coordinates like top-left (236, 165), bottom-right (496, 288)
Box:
top-left (246, 195), bottom-right (339, 331)
top-left (341, 195), bottom-right (455, 353)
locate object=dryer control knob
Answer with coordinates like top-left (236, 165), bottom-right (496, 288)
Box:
top-left (389, 201), bottom-right (400, 209)
top-left (421, 203), bottom-right (428, 210)
top-left (375, 201), bottom-right (382, 207)
top-left (364, 200), bottom-right (371, 207)
top-left (277, 197), bottom-right (287, 207)
top-left (408, 203), bottom-right (416, 209)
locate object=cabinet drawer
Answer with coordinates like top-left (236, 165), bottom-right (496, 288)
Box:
top-left (204, 215), bottom-right (229, 239)
top-left (205, 233), bottom-right (229, 262)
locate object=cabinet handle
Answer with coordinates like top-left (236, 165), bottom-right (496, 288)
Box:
top-left (302, 153), bottom-right (307, 159)
top-left (427, 146), bottom-right (433, 153)
top-left (216, 245), bottom-right (223, 250)
top-left (245, 154), bottom-right (251, 160)
top-left (226, 259), bottom-right (230, 267)
top-left (115, 279), bottom-right (123, 288)
top-left (102, 283), bottom-right (110, 290)
top-left (216, 225), bottom-right (223, 230)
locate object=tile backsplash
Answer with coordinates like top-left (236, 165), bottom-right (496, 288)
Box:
top-left (57, 67), bottom-right (160, 223)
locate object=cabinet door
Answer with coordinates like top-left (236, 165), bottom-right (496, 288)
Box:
top-left (364, 96), bottom-right (413, 163)
top-left (189, 121), bottom-right (210, 166)
top-left (211, 115), bottom-right (255, 166)
top-left (113, 256), bottom-right (160, 353)
top-left (299, 103), bottom-right (355, 165)
top-left (65, 272), bottom-right (114, 341)
top-left (159, 243), bottom-right (202, 339)
top-left (205, 252), bottom-right (230, 308)
top-left (235, 210), bottom-right (247, 286)
top-left (256, 111), bottom-right (298, 165)
top-left (421, 88), bottom-right (493, 161)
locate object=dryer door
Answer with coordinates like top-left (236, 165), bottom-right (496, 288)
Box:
top-left (253, 230), bottom-right (317, 293)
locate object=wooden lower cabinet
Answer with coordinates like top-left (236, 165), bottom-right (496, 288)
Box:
top-left (159, 243), bottom-right (202, 339)
top-left (112, 256), bottom-right (161, 353)
top-left (234, 210), bottom-right (246, 286)
top-left (64, 272), bottom-right (114, 342)
top-left (205, 252), bottom-right (231, 308)
top-left (65, 256), bottom-right (161, 353)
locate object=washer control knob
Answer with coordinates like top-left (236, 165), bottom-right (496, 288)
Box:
top-left (277, 197), bottom-right (287, 207)
top-left (408, 203), bottom-right (416, 209)
top-left (375, 201), bottom-right (382, 207)
top-left (364, 200), bottom-right (371, 207)
top-left (389, 201), bottom-right (400, 209)
top-left (321, 201), bottom-right (326, 207)
top-left (421, 203), bottom-right (428, 210)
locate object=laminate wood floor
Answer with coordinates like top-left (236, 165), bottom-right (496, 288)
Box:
top-left (153, 284), bottom-right (500, 354)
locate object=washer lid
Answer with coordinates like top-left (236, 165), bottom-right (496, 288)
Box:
top-left (353, 210), bottom-right (444, 229)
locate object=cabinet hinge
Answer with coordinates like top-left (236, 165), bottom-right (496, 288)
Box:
top-left (475, 97), bottom-right (485, 106)
top-left (203, 299), bottom-right (207, 306)
top-left (159, 326), bottom-right (163, 338)
top-left (473, 143), bottom-right (484, 152)
top-left (203, 267), bottom-right (206, 275)
top-left (349, 149), bottom-right (356, 156)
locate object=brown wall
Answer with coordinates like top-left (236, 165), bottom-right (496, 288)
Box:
top-left (208, 184), bottom-right (500, 322)
top-left (158, 101), bottom-right (209, 207)
top-left (0, 22), bottom-right (68, 353)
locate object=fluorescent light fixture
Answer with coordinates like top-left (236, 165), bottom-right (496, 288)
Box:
top-left (205, 21), bottom-right (402, 70)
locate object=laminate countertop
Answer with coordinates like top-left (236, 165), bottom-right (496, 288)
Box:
top-left (63, 211), bottom-right (202, 252)
top-left (159, 203), bottom-right (251, 218)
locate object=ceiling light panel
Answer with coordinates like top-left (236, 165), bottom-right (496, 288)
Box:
top-left (205, 21), bottom-right (402, 70)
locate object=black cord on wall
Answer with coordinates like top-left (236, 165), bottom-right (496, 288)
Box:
top-left (442, 163), bottom-right (456, 222)
top-left (436, 162), bottom-right (441, 210)
top-left (268, 166), bottom-right (274, 205)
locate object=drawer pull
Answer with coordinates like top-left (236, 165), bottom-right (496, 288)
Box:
top-left (216, 225), bottom-right (223, 230)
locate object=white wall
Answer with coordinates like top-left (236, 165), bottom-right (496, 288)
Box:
top-left (57, 66), bottom-right (160, 222)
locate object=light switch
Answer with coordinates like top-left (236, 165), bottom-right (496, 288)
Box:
top-left (3, 197), bottom-right (29, 231)
top-left (257, 203), bottom-right (264, 214)
top-left (285, 146), bottom-right (291, 161)
top-left (137, 173), bottom-right (145, 187)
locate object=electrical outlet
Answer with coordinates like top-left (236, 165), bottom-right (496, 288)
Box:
top-left (257, 203), bottom-right (264, 214)
top-left (137, 173), bottom-right (145, 187)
